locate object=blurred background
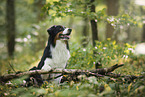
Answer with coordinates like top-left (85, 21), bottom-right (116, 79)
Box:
top-left (0, 0), bottom-right (145, 75)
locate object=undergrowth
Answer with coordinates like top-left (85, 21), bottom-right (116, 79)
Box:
top-left (0, 39), bottom-right (145, 97)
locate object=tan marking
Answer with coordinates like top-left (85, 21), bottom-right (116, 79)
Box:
top-left (54, 31), bottom-right (63, 45)
top-left (54, 31), bottom-right (68, 45)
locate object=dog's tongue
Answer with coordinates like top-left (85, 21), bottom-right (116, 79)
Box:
top-left (64, 35), bottom-right (70, 38)
top-left (60, 35), bottom-right (70, 40)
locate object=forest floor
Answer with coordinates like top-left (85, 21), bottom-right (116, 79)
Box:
top-left (0, 40), bottom-right (145, 97)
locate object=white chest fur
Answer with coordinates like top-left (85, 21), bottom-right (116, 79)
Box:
top-left (41, 40), bottom-right (70, 80)
top-left (51, 40), bottom-right (70, 68)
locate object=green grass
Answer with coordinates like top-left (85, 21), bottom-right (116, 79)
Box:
top-left (0, 40), bottom-right (145, 97)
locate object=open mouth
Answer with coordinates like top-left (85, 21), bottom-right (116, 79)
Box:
top-left (59, 34), bottom-right (70, 40)
top-left (59, 28), bottom-right (72, 40)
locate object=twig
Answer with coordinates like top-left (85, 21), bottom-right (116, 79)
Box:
top-left (91, 64), bottom-right (124, 74)
top-left (8, 62), bottom-right (16, 73)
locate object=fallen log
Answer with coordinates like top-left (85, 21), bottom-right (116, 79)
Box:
top-left (0, 64), bottom-right (124, 83)
top-left (105, 72), bottom-right (144, 82)
top-left (0, 64), bottom-right (144, 84)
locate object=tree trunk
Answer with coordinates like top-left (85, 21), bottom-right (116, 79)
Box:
top-left (82, 4), bottom-right (89, 47)
top-left (141, 7), bottom-right (145, 42)
top-left (142, 24), bottom-right (145, 42)
top-left (6, 0), bottom-right (16, 57)
top-left (90, 0), bottom-right (98, 47)
top-left (122, 0), bottom-right (131, 41)
top-left (106, 0), bottom-right (119, 40)
top-left (34, 0), bottom-right (46, 51)
top-left (34, 0), bottom-right (46, 22)
top-left (82, 18), bottom-right (89, 47)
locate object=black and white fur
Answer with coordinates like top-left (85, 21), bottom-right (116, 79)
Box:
top-left (25, 25), bottom-right (72, 86)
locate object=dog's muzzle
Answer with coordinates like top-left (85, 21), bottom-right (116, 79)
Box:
top-left (59, 28), bottom-right (72, 40)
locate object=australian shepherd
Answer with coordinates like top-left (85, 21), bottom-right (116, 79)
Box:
top-left (25, 25), bottom-right (72, 86)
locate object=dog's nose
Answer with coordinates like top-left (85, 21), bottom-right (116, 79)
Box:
top-left (67, 29), bottom-right (72, 35)
top-left (68, 29), bottom-right (72, 32)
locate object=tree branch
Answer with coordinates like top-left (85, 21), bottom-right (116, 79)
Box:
top-left (91, 64), bottom-right (124, 74)
top-left (106, 72), bottom-right (144, 81)
top-left (0, 64), bottom-right (143, 83)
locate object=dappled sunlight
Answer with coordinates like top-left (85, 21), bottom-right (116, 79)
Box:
top-left (0, 0), bottom-right (145, 96)
top-left (135, 43), bottom-right (145, 55)
top-left (135, 0), bottom-right (145, 6)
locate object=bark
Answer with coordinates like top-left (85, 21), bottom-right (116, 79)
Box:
top-left (106, 0), bottom-right (119, 40)
top-left (90, 0), bottom-right (98, 47)
top-left (34, 0), bottom-right (46, 21)
top-left (142, 24), bottom-right (145, 42)
top-left (82, 4), bottom-right (89, 47)
top-left (142, 6), bottom-right (145, 42)
top-left (140, 6), bottom-right (145, 42)
top-left (106, 72), bottom-right (144, 79)
top-left (34, 0), bottom-right (47, 51)
top-left (82, 18), bottom-right (88, 47)
top-left (123, 0), bottom-right (131, 41)
top-left (106, 72), bottom-right (144, 83)
top-left (6, 0), bottom-right (16, 57)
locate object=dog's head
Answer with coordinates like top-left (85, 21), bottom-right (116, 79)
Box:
top-left (47, 25), bottom-right (72, 41)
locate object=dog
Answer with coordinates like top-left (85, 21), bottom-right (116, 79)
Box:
top-left (25, 25), bottom-right (72, 86)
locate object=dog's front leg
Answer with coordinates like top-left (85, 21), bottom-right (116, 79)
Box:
top-left (41, 58), bottom-right (52, 80)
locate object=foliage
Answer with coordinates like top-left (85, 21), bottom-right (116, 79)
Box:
top-left (42, 0), bottom-right (141, 29)
top-left (68, 39), bottom-right (135, 70)
top-left (0, 0), bottom-right (145, 96)
top-left (0, 40), bottom-right (145, 97)
top-left (107, 14), bottom-right (138, 29)
top-left (42, 0), bottom-right (106, 20)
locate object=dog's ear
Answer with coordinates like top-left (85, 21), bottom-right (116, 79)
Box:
top-left (47, 25), bottom-right (56, 35)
